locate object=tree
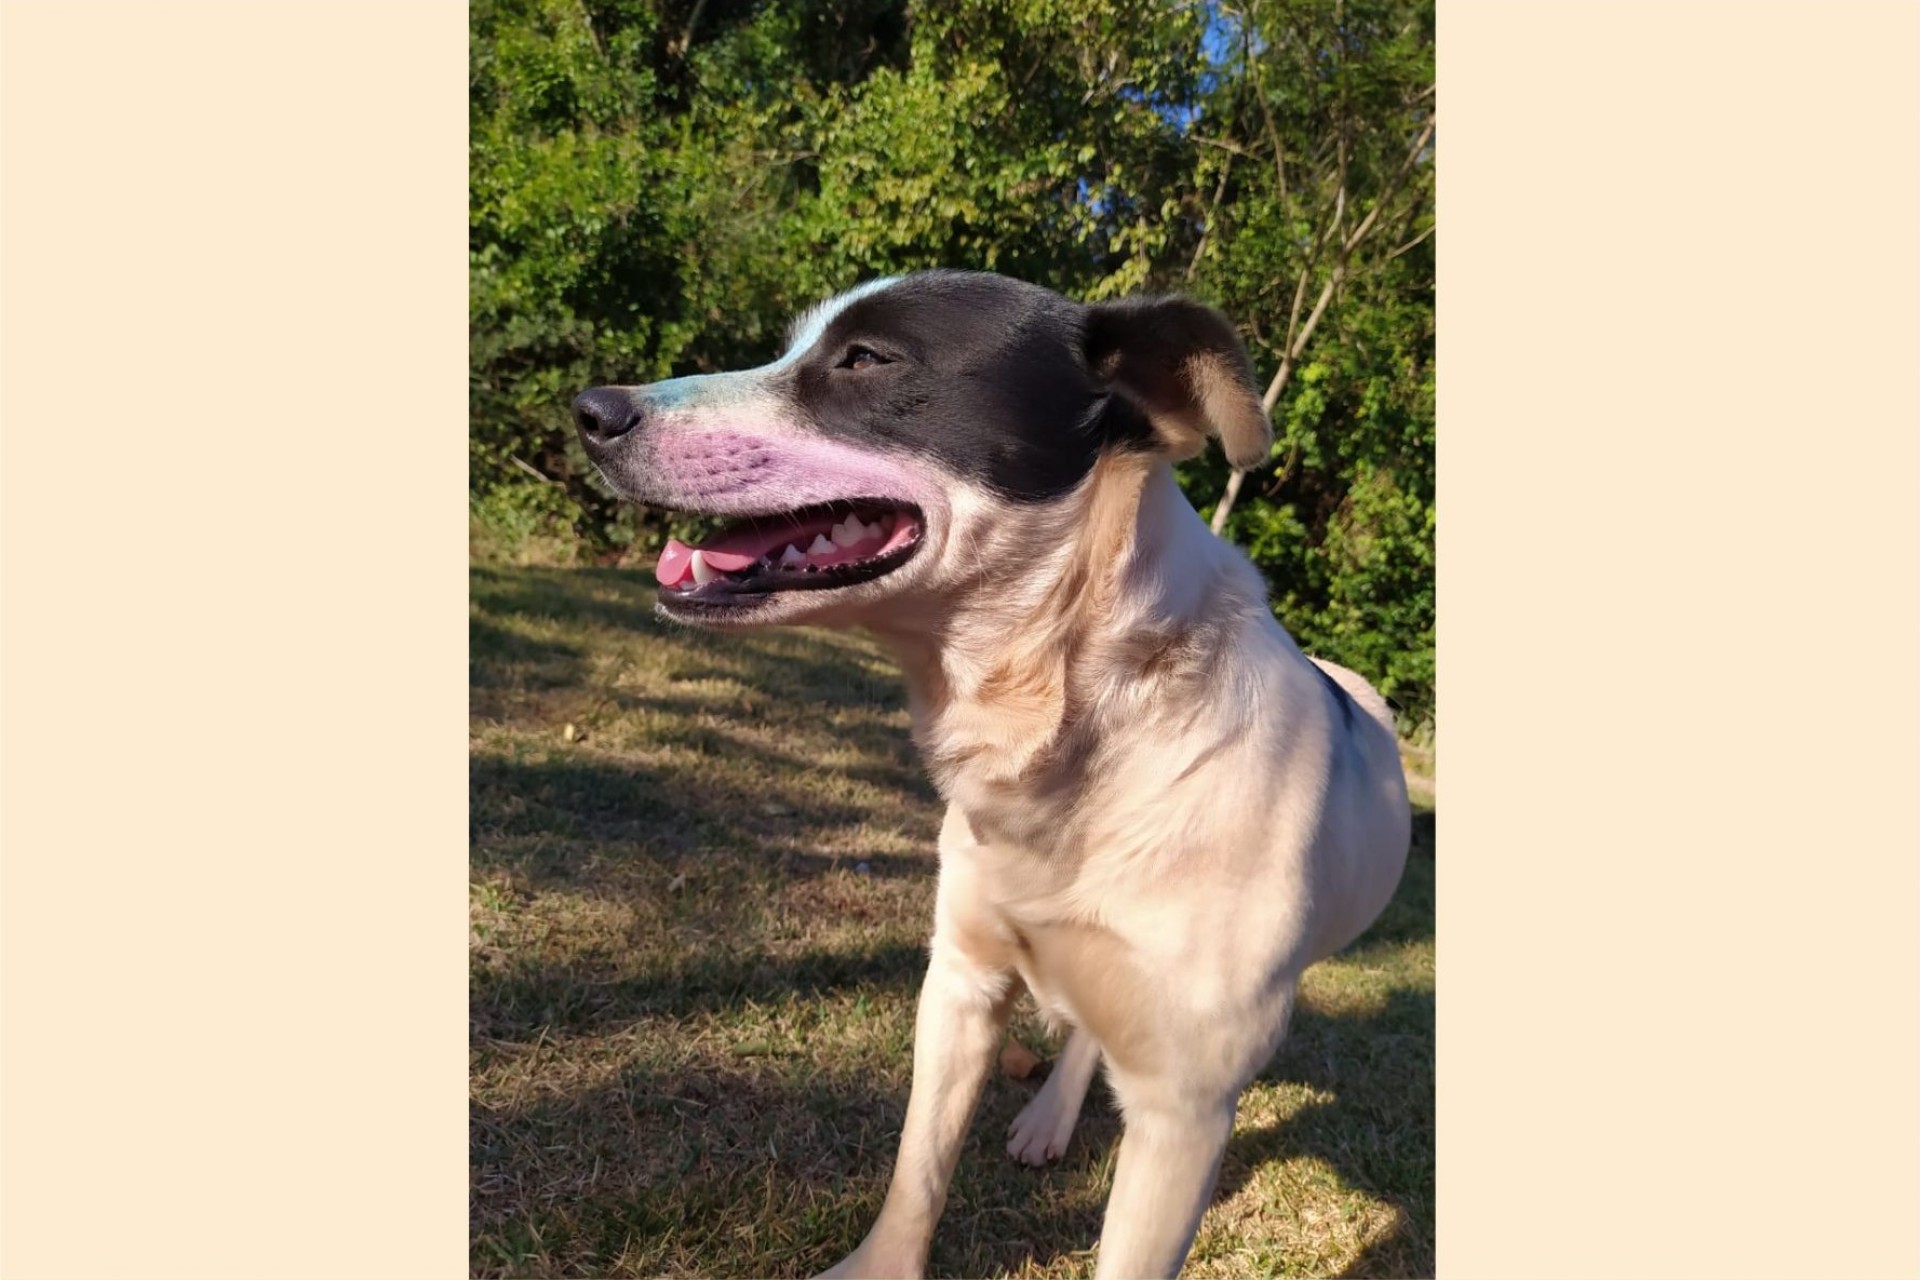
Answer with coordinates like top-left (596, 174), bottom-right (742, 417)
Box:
top-left (469, 0), bottom-right (1436, 726)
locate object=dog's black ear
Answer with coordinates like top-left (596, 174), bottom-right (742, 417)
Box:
top-left (1083, 296), bottom-right (1273, 470)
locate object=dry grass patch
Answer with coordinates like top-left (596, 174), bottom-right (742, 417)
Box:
top-left (471, 565), bottom-right (1434, 1278)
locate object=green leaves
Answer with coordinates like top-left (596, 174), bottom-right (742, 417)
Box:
top-left (470, 0), bottom-right (1435, 726)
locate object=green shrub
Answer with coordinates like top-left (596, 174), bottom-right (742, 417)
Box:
top-left (470, 0), bottom-right (1435, 727)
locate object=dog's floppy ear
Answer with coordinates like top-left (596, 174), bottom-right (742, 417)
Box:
top-left (1084, 295), bottom-right (1273, 469)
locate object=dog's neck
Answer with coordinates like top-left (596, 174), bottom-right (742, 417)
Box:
top-left (871, 455), bottom-right (1267, 830)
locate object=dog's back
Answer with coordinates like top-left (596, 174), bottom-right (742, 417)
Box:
top-left (1297, 652), bottom-right (1413, 961)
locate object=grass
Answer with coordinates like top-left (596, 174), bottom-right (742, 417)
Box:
top-left (471, 564), bottom-right (1435, 1279)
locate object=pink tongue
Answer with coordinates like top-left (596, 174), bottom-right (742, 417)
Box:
top-left (653, 536), bottom-right (783, 586)
top-left (696, 546), bottom-right (760, 572)
top-left (655, 514), bottom-right (915, 587)
top-left (655, 539), bottom-right (694, 586)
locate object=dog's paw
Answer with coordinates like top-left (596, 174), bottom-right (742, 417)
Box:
top-left (1005, 1092), bottom-right (1074, 1167)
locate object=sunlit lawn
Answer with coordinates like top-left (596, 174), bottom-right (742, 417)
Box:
top-left (470, 565), bottom-right (1434, 1278)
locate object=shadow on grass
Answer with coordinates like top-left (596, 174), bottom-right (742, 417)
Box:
top-left (471, 998), bottom-right (1432, 1280)
top-left (1216, 989), bottom-right (1436, 1278)
top-left (471, 564), bottom-right (909, 711)
top-left (471, 750), bottom-right (932, 870)
top-left (471, 863), bottom-right (1434, 1279)
top-left (470, 615), bottom-right (588, 689)
top-left (614, 692), bottom-right (930, 798)
top-left (471, 564), bottom-right (663, 636)
top-left (470, 564), bottom-right (1433, 1278)
top-left (473, 936), bottom-right (931, 1039)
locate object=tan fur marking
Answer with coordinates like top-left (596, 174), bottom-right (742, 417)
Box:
top-left (1087, 294), bottom-right (1271, 468)
top-left (1020, 920), bottom-right (1168, 1076)
top-left (1109, 351), bottom-right (1267, 468)
top-left (943, 905), bottom-right (1020, 974)
top-left (1187, 353), bottom-right (1273, 470)
top-left (925, 453), bottom-right (1153, 786)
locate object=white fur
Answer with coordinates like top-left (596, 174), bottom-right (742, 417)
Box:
top-left (818, 455), bottom-right (1410, 1279)
top-left (598, 281), bottom-right (1412, 1278)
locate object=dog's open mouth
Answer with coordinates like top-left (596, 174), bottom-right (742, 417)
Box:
top-left (654, 499), bottom-right (924, 610)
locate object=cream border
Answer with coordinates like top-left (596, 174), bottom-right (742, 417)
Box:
top-left (3, 3), bottom-right (468, 1278)
top-left (1441, 2), bottom-right (1918, 1276)
top-left (2, 2), bottom-right (1916, 1278)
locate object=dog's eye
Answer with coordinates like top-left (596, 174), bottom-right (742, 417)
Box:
top-left (837, 345), bottom-right (890, 371)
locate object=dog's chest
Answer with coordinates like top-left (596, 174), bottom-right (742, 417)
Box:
top-left (922, 707), bottom-right (1111, 847)
top-left (934, 742), bottom-right (1127, 875)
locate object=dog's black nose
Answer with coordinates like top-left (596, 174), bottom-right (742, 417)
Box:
top-left (572, 387), bottom-right (643, 442)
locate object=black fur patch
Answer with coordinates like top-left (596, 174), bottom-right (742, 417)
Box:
top-left (772, 271), bottom-right (1155, 502)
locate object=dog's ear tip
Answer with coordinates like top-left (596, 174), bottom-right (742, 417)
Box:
top-left (1091, 293), bottom-right (1273, 466)
top-left (1199, 367), bottom-right (1273, 469)
top-left (1222, 428), bottom-right (1274, 471)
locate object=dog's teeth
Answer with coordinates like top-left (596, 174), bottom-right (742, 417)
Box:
top-left (808, 533), bottom-right (836, 556)
top-left (780, 544), bottom-right (806, 567)
top-left (863, 519), bottom-right (884, 541)
top-left (689, 550), bottom-right (718, 585)
top-left (831, 517), bottom-right (863, 548)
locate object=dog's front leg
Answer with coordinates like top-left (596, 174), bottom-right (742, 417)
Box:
top-left (818, 930), bottom-right (1014, 1279)
top-left (1090, 1086), bottom-right (1238, 1280)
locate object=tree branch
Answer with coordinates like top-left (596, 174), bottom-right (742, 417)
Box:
top-left (1190, 135), bottom-right (1263, 160)
top-left (1247, 5), bottom-right (1289, 210)
top-left (1186, 151), bottom-right (1235, 282)
top-left (1384, 222), bottom-right (1435, 261)
top-left (1210, 114), bottom-right (1437, 537)
top-left (668, 0), bottom-right (708, 59)
top-left (576, 0), bottom-right (606, 60)
top-left (1338, 116), bottom-right (1435, 256)
top-left (1333, 0), bottom-right (1348, 238)
top-left (510, 455), bottom-right (557, 484)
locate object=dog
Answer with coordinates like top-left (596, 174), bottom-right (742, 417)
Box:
top-left (573, 270), bottom-right (1411, 1279)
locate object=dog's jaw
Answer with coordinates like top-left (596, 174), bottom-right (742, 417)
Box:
top-left (634, 450), bottom-right (957, 630)
top-left (652, 500), bottom-right (933, 626)
top-left (586, 410), bottom-right (956, 627)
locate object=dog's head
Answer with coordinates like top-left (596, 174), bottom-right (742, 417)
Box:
top-left (575, 270), bottom-right (1269, 628)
